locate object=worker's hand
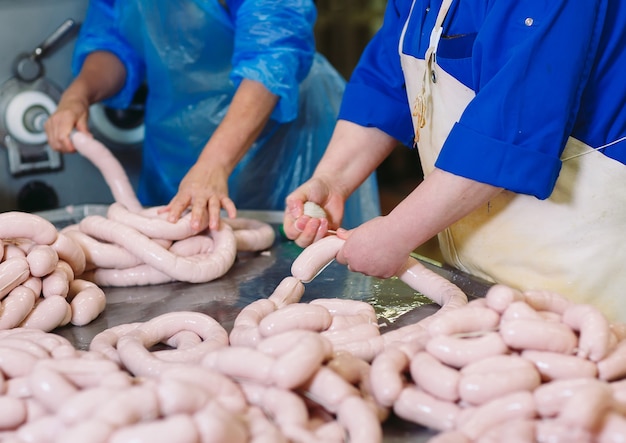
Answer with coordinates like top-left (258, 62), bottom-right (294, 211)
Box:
top-left (335, 216), bottom-right (412, 279)
top-left (44, 95), bottom-right (91, 153)
top-left (283, 177), bottom-right (345, 248)
top-left (162, 162), bottom-right (237, 232)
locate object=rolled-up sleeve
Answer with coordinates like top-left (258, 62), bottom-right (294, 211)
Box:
top-left (72, 0), bottom-right (145, 108)
top-left (228, 0), bottom-right (316, 123)
top-left (436, 0), bottom-right (604, 198)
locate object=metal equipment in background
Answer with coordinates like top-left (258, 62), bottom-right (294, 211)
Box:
top-left (0, 0), bottom-right (143, 213)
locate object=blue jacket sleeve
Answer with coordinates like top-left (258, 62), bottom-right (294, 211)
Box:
top-left (337, 0), bottom-right (414, 147)
top-left (227, 0), bottom-right (316, 123)
top-left (436, 0), bottom-right (605, 198)
top-left (72, 0), bottom-right (145, 109)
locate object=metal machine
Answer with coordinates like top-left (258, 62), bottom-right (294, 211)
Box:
top-left (0, 0), bottom-right (143, 213)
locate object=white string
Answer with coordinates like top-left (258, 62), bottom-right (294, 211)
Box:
top-left (562, 135), bottom-right (626, 161)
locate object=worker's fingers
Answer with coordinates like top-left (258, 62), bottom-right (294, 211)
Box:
top-left (293, 218), bottom-right (323, 248)
top-left (165, 196), bottom-right (190, 224)
top-left (221, 197), bottom-right (237, 220)
top-left (207, 196), bottom-right (222, 231)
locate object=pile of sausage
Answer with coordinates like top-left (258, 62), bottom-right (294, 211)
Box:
top-left (60, 131), bottom-right (275, 287)
top-left (61, 202), bottom-right (275, 287)
top-left (0, 234), bottom-right (470, 442)
top-left (368, 283), bottom-right (626, 442)
top-left (0, 211), bottom-right (106, 332)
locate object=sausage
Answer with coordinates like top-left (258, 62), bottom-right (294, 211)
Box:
top-left (499, 318), bottom-right (578, 354)
top-left (55, 420), bottom-right (114, 443)
top-left (474, 419), bottom-right (536, 443)
top-left (108, 415), bottom-right (200, 443)
top-left (193, 400), bottom-right (249, 443)
top-left (222, 217), bottom-right (276, 252)
top-left (22, 276), bottom-right (42, 296)
top-left (410, 351), bottom-right (460, 402)
top-left (0, 396), bottom-right (27, 430)
top-left (168, 235), bottom-right (214, 257)
top-left (202, 346), bottom-right (274, 384)
top-left (229, 298), bottom-right (277, 347)
top-left (20, 295), bottom-right (70, 332)
top-left (160, 366), bottom-right (247, 414)
top-left (50, 232), bottom-right (86, 277)
top-left (15, 416), bottom-right (65, 443)
top-left (396, 256), bottom-right (468, 313)
top-left (0, 286), bottom-right (37, 330)
top-left (83, 264), bottom-right (174, 287)
top-left (456, 391), bottom-right (535, 440)
top-left (309, 298), bottom-right (378, 325)
top-left (258, 303), bottom-right (332, 336)
top-left (156, 378), bottom-right (210, 416)
top-left (57, 387), bottom-right (118, 425)
top-left (0, 346), bottom-right (39, 379)
top-left (427, 305), bottom-right (499, 337)
top-left (426, 331), bottom-right (509, 369)
top-left (68, 279), bottom-right (106, 326)
top-left (597, 413), bottom-right (626, 443)
top-left (36, 357), bottom-right (120, 389)
top-left (533, 378), bottom-right (600, 417)
top-left (107, 202), bottom-right (203, 241)
top-left (370, 347), bottom-right (410, 407)
top-left (260, 331), bottom-right (330, 389)
top-left (393, 386), bottom-right (460, 431)
top-left (522, 289), bottom-right (572, 315)
top-left (521, 349), bottom-right (598, 381)
top-left (484, 284), bottom-right (525, 314)
top-left (500, 300), bottom-right (545, 322)
top-left (25, 244), bottom-right (58, 278)
top-left (79, 215), bottom-right (237, 284)
top-left (337, 395), bottom-right (383, 443)
top-left (290, 235), bottom-right (344, 283)
top-left (28, 364), bottom-right (79, 413)
top-left (558, 381), bottom-right (612, 432)
top-left (41, 262), bottom-right (72, 298)
top-left (597, 339), bottom-right (626, 381)
top-left (0, 211), bottom-right (58, 245)
top-left (562, 303), bottom-right (612, 361)
top-left (162, 330), bottom-right (202, 350)
top-left (0, 257), bottom-right (31, 300)
top-left (71, 131), bottom-right (143, 213)
top-left (458, 354), bottom-right (541, 405)
top-left (321, 322), bottom-right (381, 348)
top-left (93, 384), bottom-right (160, 428)
top-left (301, 367), bottom-right (361, 413)
top-left (63, 228), bottom-right (142, 270)
top-left (117, 312), bottom-right (229, 376)
top-left (89, 322), bottom-right (141, 364)
top-left (267, 276), bottom-right (305, 308)
top-left (534, 419), bottom-right (593, 443)
top-left (241, 382), bottom-right (309, 429)
top-left (0, 336), bottom-right (49, 359)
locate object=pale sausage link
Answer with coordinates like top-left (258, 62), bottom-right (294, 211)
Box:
top-left (70, 131), bottom-right (143, 213)
top-left (79, 215), bottom-right (237, 284)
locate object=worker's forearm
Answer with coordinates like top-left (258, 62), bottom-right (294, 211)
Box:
top-left (387, 167), bottom-right (503, 250)
top-left (312, 119), bottom-right (398, 198)
top-left (196, 79), bottom-right (278, 173)
top-left (65, 51), bottom-right (127, 105)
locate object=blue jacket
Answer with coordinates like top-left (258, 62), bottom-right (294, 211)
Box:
top-left (339, 0), bottom-right (626, 199)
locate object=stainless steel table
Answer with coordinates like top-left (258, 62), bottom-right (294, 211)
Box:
top-left (43, 208), bottom-right (491, 442)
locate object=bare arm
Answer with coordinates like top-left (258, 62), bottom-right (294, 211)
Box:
top-left (45, 51), bottom-right (126, 152)
top-left (283, 119), bottom-right (398, 246)
top-left (336, 167), bottom-right (503, 278)
top-left (164, 78), bottom-right (279, 230)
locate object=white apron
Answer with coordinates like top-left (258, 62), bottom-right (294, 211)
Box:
top-left (399, 0), bottom-right (626, 321)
